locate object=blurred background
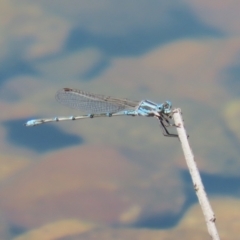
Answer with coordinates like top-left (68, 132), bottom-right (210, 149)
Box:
top-left (0, 0), bottom-right (239, 239)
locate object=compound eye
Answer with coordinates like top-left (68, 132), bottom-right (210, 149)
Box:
top-left (164, 103), bottom-right (169, 108)
top-left (165, 101), bottom-right (172, 108)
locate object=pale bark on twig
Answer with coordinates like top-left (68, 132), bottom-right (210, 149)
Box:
top-left (172, 108), bottom-right (220, 240)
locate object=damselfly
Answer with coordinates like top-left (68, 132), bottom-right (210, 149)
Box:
top-left (25, 88), bottom-right (178, 137)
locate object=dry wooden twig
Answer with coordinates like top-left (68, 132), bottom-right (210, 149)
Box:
top-left (173, 108), bottom-right (220, 240)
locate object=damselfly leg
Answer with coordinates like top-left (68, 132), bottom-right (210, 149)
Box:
top-left (158, 114), bottom-right (178, 138)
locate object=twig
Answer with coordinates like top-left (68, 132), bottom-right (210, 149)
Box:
top-left (172, 108), bottom-right (220, 240)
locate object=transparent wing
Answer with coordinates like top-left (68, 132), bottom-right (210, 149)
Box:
top-left (55, 88), bottom-right (139, 114)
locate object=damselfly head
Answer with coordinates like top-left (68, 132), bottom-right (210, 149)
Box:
top-left (160, 101), bottom-right (172, 114)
